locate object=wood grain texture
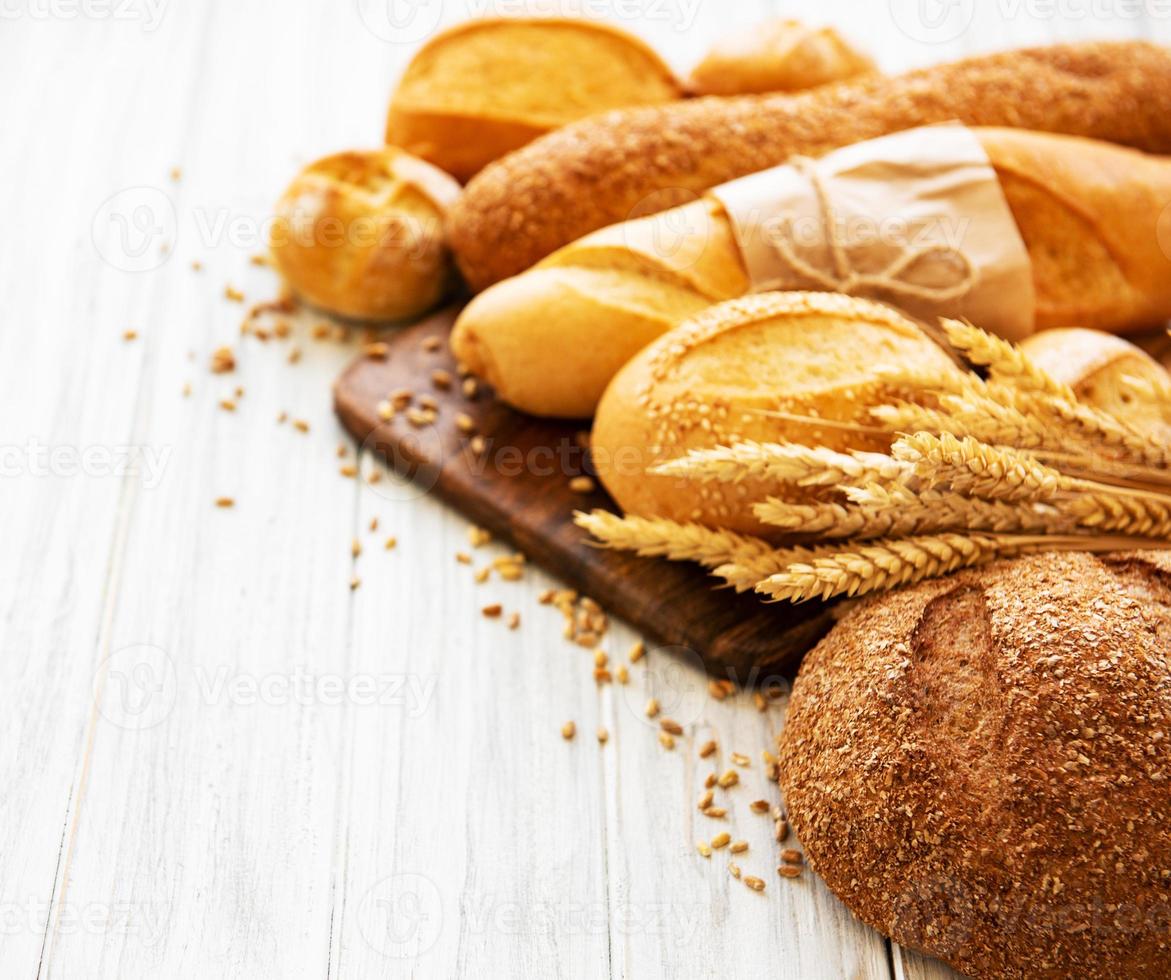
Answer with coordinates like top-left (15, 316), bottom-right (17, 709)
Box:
top-left (333, 306), bottom-right (836, 680)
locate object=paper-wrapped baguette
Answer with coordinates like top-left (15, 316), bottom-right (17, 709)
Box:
top-left (590, 292), bottom-right (962, 535)
top-left (452, 128), bottom-right (1171, 417)
top-left (449, 41), bottom-right (1171, 291)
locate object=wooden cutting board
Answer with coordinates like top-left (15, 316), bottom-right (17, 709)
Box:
top-left (332, 306), bottom-right (835, 680)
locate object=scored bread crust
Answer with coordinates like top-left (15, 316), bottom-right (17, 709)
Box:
top-left (385, 17), bottom-right (680, 182)
top-left (590, 292), bottom-right (961, 535)
top-left (448, 41), bottom-right (1171, 291)
top-left (778, 550), bottom-right (1171, 979)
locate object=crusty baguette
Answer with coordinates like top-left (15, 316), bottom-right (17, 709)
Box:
top-left (1021, 328), bottom-right (1171, 441)
top-left (449, 41), bottom-right (1171, 291)
top-left (452, 128), bottom-right (1171, 418)
top-left (778, 550), bottom-right (1171, 980)
top-left (590, 292), bottom-right (961, 536)
top-left (385, 17), bottom-right (680, 182)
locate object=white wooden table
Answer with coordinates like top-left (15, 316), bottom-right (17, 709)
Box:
top-left (3, 1), bottom-right (1166, 976)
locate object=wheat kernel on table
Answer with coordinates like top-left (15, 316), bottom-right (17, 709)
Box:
top-left (615, 665), bottom-right (629, 684)
top-left (481, 604), bottom-right (502, 618)
top-left (339, 464), bottom-right (358, 478)
top-left (507, 612), bottom-right (520, 630)
top-left (644, 698), bottom-right (660, 719)
top-left (778, 865), bottom-right (802, 879)
top-left (717, 770), bottom-right (740, 789)
top-left (596, 727), bottom-right (608, 745)
top-left (292, 419), bottom-right (310, 433)
top-left (702, 806), bottom-right (727, 819)
top-left (660, 719), bottom-right (683, 737)
top-left (431, 368), bottom-right (453, 390)
top-left (350, 538), bottom-right (362, 559)
top-left (384, 536), bottom-right (397, 551)
top-left (731, 752), bottom-right (750, 767)
top-left (627, 640), bottom-right (645, 663)
top-left (750, 800), bottom-right (770, 814)
top-left (730, 841), bottom-right (748, 854)
top-left (349, 576), bottom-right (361, 591)
top-left (710, 832), bottom-right (731, 850)
top-left (561, 721), bottom-right (576, 741)
top-left (704, 772), bottom-right (717, 790)
top-left (775, 819), bottom-right (789, 843)
top-left (364, 341), bottom-right (389, 360)
top-left (658, 732), bottom-right (675, 751)
top-left (699, 740), bottom-right (717, 759)
top-left (467, 525), bottom-right (491, 548)
top-left (781, 849), bottom-right (804, 865)
top-left (696, 842), bottom-right (712, 859)
top-left (744, 876), bottom-right (766, 893)
top-left (214, 497), bottom-right (235, 508)
top-left (728, 863), bottom-right (741, 880)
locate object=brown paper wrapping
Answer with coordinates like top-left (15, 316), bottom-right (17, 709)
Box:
top-left (708, 124), bottom-right (1035, 341)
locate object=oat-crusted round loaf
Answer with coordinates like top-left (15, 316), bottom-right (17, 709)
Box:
top-left (778, 551), bottom-right (1171, 979)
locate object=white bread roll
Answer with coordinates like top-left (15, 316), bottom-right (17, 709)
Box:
top-left (270, 147), bottom-right (460, 322)
top-left (1020, 328), bottom-right (1171, 442)
top-left (590, 292), bottom-right (962, 536)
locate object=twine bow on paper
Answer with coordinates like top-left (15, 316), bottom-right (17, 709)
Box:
top-left (760, 156), bottom-right (976, 304)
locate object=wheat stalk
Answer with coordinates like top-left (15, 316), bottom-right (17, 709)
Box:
top-left (1060, 493), bottom-right (1171, 537)
top-left (943, 319), bottom-right (1074, 400)
top-left (754, 532), bottom-right (1164, 603)
top-left (892, 432), bottom-right (1067, 501)
top-left (755, 489), bottom-right (1069, 540)
top-left (650, 441), bottom-right (909, 488)
top-left (755, 532), bottom-right (1014, 602)
top-left (571, 510), bottom-right (817, 592)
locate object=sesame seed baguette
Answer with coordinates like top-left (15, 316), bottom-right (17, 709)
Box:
top-left (451, 126), bottom-right (1171, 417)
top-left (449, 41), bottom-right (1171, 292)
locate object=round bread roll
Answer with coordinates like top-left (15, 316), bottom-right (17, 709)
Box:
top-left (1020, 328), bottom-right (1171, 442)
top-left (688, 19), bottom-right (875, 96)
top-left (385, 17), bottom-right (681, 182)
top-left (269, 147), bottom-right (461, 322)
top-left (591, 292), bottom-right (962, 535)
top-left (778, 550), bottom-right (1171, 979)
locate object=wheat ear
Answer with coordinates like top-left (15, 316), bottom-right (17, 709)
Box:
top-left (892, 432), bottom-right (1067, 501)
top-left (754, 532), bottom-right (1016, 602)
top-left (942, 319), bottom-right (1074, 400)
top-left (650, 441), bottom-right (909, 488)
top-left (1060, 493), bottom-right (1171, 537)
top-left (755, 489), bottom-right (1070, 540)
top-left (572, 510), bottom-right (813, 592)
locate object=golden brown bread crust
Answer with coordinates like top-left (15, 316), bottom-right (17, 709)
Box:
top-left (449, 41), bottom-right (1171, 291)
top-left (687, 19), bottom-right (875, 97)
top-left (269, 147), bottom-right (461, 321)
top-left (451, 128), bottom-right (1171, 418)
top-left (385, 17), bottom-right (680, 182)
top-left (778, 550), bottom-right (1171, 979)
top-left (591, 292), bottom-right (961, 534)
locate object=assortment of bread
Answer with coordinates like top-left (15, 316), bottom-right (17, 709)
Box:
top-left (451, 127), bottom-right (1171, 417)
top-left (778, 550), bottom-right (1171, 978)
top-left (448, 40), bottom-right (1171, 290)
top-left (687, 19), bottom-right (874, 96)
top-left (384, 18), bottom-right (681, 182)
top-left (282, 15), bottom-right (1171, 975)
